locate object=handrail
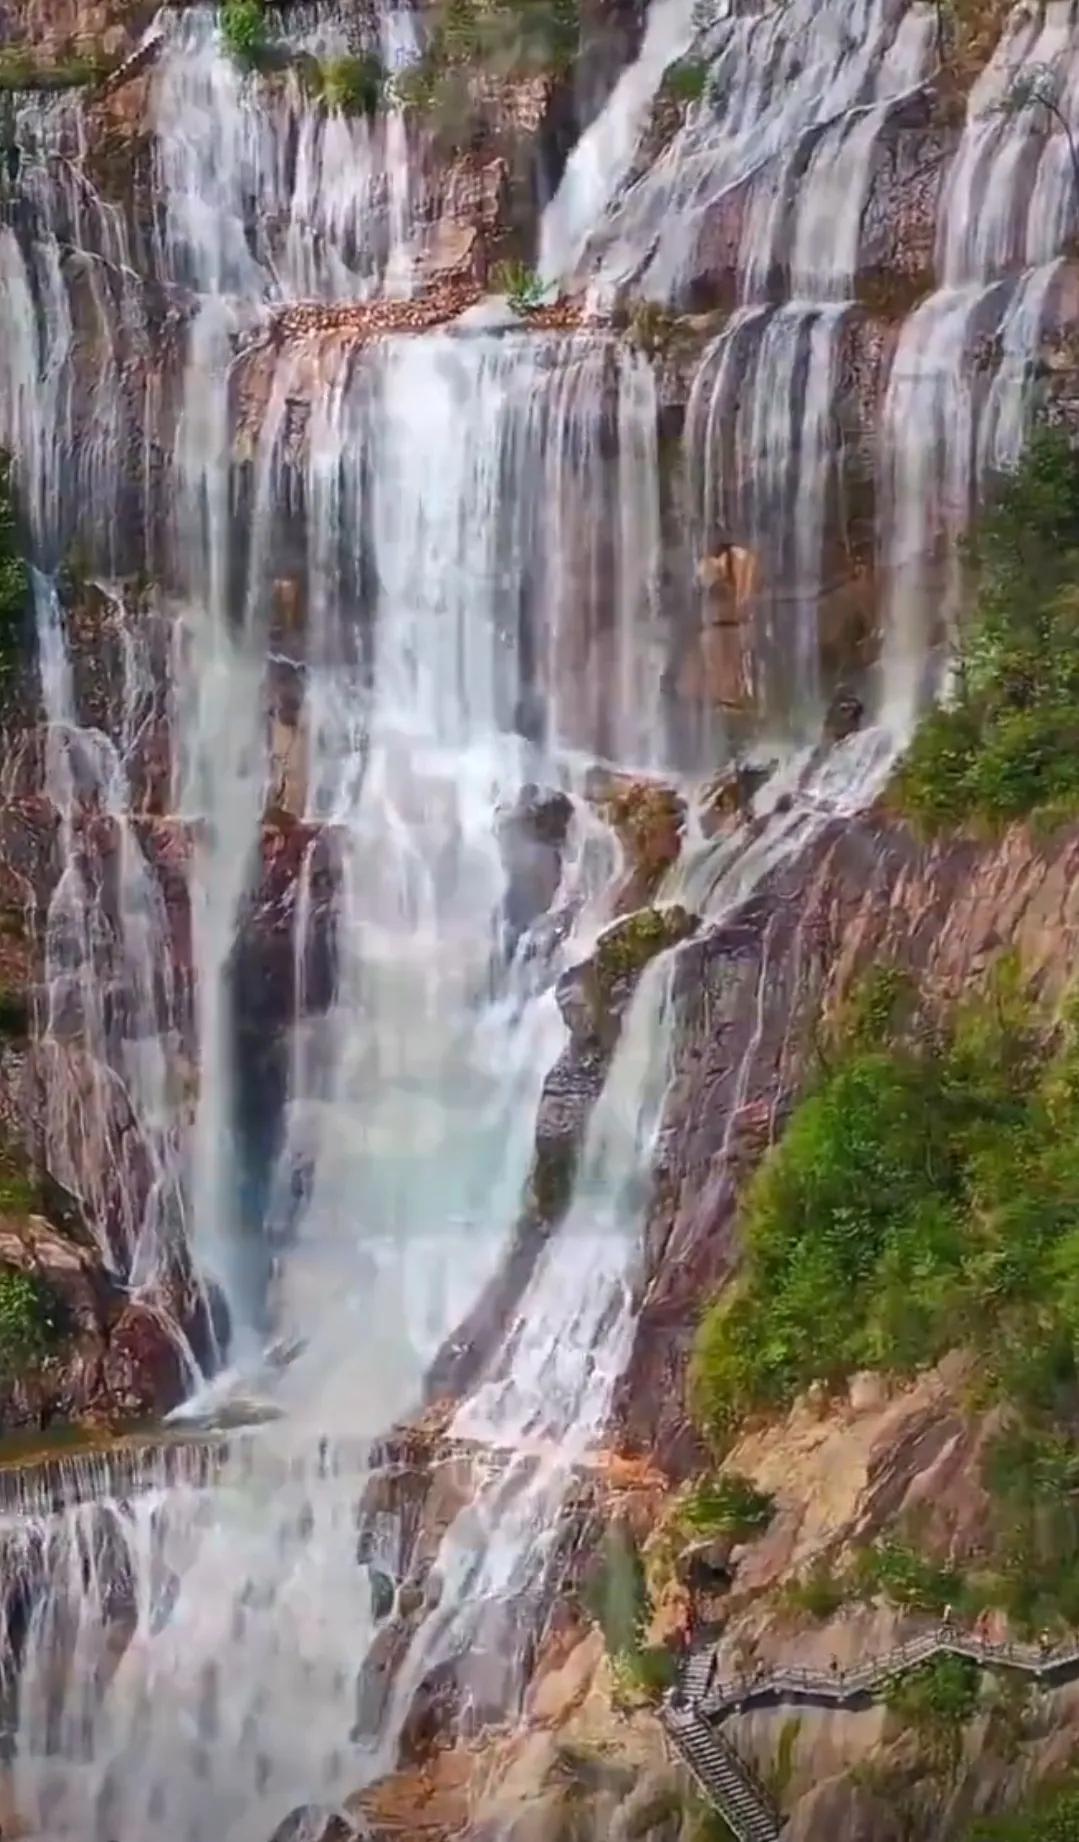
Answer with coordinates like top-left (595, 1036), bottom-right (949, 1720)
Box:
top-left (689, 1624), bottom-right (1079, 1719)
top-left (664, 1623), bottom-right (1079, 1836)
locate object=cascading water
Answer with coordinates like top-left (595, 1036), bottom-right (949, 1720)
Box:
top-left (877, 0), bottom-right (1079, 725)
top-left (0, 0), bottom-right (1076, 1832)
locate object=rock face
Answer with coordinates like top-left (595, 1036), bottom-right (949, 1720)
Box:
top-left (427, 904), bottom-right (697, 1402)
top-left (619, 813), bottom-right (1079, 1473)
top-left (0, 1212), bottom-right (187, 1430)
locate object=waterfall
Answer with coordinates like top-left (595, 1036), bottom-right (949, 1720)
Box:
top-left (0, 0), bottom-right (1077, 1831)
top-left (151, 4), bottom-right (424, 301)
top-left (876, 1), bottom-right (1079, 725)
top-left (545, 0), bottom-right (936, 303)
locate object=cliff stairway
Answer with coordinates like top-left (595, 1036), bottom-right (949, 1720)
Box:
top-left (661, 1627), bottom-right (1079, 1836)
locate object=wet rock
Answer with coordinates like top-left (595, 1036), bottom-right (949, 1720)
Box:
top-left (0, 1214), bottom-right (188, 1431)
top-left (556, 906), bottom-right (698, 1054)
top-left (701, 760), bottom-right (772, 837)
top-left (497, 783), bottom-right (574, 951)
top-left (267, 1807), bottom-right (358, 1842)
top-left (430, 905), bottom-right (697, 1402)
top-left (99, 1300), bottom-right (187, 1417)
top-left (595, 777), bottom-right (686, 912)
top-left (824, 685), bottom-right (864, 742)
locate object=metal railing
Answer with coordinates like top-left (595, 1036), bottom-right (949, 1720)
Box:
top-left (663, 1623), bottom-right (1079, 1835)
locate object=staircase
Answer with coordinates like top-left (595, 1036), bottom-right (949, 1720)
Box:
top-left (664, 1701), bottom-right (782, 1842)
top-left (662, 1624), bottom-right (1079, 1835)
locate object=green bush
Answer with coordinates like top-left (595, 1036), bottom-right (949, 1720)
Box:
top-left (681, 1471), bottom-right (775, 1540)
top-left (491, 258), bottom-right (547, 314)
top-left (318, 53), bottom-right (384, 115)
top-left (886, 1654), bottom-right (980, 1773)
top-left (0, 46), bottom-right (117, 90)
top-left (968, 1783), bottom-right (1079, 1839)
top-left (781, 1561), bottom-right (848, 1621)
top-left (662, 56), bottom-right (710, 103)
top-left (852, 1539), bottom-right (964, 1616)
top-left (221, 0), bottom-right (266, 65)
top-left (693, 958), bottom-right (1079, 1631)
top-left (393, 0), bottom-right (578, 112)
top-left (897, 429), bottom-right (1079, 833)
top-left (617, 1642), bottom-right (678, 1701)
top-left (0, 1268), bottom-right (63, 1375)
top-left (690, 962), bottom-right (1047, 1445)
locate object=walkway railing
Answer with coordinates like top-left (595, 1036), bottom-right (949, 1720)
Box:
top-left (661, 1624), bottom-right (1079, 1837)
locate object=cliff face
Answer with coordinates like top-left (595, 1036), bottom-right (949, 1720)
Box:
top-left (622, 811), bottom-right (1079, 1470)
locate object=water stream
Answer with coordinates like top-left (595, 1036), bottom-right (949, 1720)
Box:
top-left (0, 0), bottom-right (1073, 1832)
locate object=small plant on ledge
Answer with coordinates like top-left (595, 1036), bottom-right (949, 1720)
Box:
top-left (221, 0), bottom-right (267, 67)
top-left (0, 44), bottom-right (119, 92)
top-left (0, 1268), bottom-right (64, 1378)
top-left (680, 1471), bottom-right (775, 1540)
top-left (662, 56), bottom-right (710, 105)
top-left (317, 53), bottom-right (385, 117)
top-left (490, 259), bottom-right (547, 314)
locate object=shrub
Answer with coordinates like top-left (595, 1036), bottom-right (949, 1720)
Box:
top-left (490, 258), bottom-right (547, 313)
top-left (782, 1561), bottom-right (848, 1621)
top-left (0, 1268), bottom-right (63, 1375)
top-left (318, 53), bottom-right (384, 115)
top-left (681, 1472), bottom-right (775, 1540)
top-left (852, 1539), bottom-right (964, 1616)
top-left (584, 1525), bottom-right (648, 1657)
top-left (969, 1785), bottom-right (1079, 1840)
top-left (662, 56), bottom-right (710, 103)
top-left (690, 963), bottom-right (1048, 1445)
top-left (886, 1654), bottom-right (980, 1773)
top-left (896, 429), bottom-right (1079, 833)
top-left (221, 0), bottom-right (266, 65)
top-left (616, 1642), bottom-right (678, 1701)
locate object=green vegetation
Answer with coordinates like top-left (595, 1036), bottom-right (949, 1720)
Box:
top-left (0, 1269), bottom-right (63, 1377)
top-left (783, 1537), bottom-right (965, 1622)
top-left (680, 1471), bottom-right (775, 1540)
top-left (0, 1161), bottom-right (39, 1215)
top-left (389, 0), bottom-right (579, 129)
top-left (694, 956), bottom-right (1079, 1632)
top-left (968, 1783), bottom-right (1079, 1840)
top-left (584, 1525), bottom-right (677, 1705)
top-left (490, 259), bottom-right (547, 314)
top-left (221, 0), bottom-right (267, 66)
top-left (0, 45), bottom-right (118, 91)
top-left (851, 1538), bottom-right (964, 1616)
top-left (896, 429), bottom-right (1079, 834)
top-left (781, 1559), bottom-right (848, 1621)
top-left (0, 454), bottom-right (28, 693)
top-left (593, 904), bottom-right (696, 987)
top-left (315, 52), bottom-right (384, 115)
top-left (691, 960), bottom-right (1055, 1443)
top-left (662, 56), bottom-right (710, 103)
top-left (885, 1654), bottom-right (980, 1774)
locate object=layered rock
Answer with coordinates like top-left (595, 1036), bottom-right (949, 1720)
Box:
top-left (619, 811), bottom-right (1079, 1472)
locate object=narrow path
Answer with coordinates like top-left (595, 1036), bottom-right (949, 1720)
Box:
top-left (661, 1626), bottom-right (1079, 1839)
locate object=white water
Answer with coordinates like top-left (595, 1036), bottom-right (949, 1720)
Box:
top-left (876, 2), bottom-right (1077, 725)
top-left (152, 4), bottom-right (424, 301)
top-left (543, 0), bottom-right (935, 302)
top-left (0, 0), bottom-right (1076, 1834)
